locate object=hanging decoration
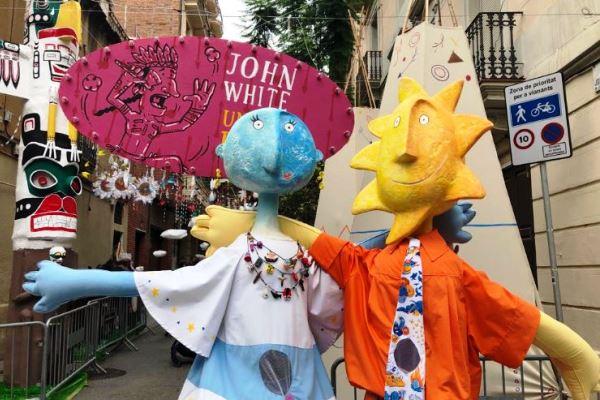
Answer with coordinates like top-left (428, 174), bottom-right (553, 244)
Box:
top-left (132, 174), bottom-right (159, 205)
top-left (91, 155), bottom-right (135, 201)
top-left (92, 172), bottom-right (114, 200)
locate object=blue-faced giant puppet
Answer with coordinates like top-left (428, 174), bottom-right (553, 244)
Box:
top-left (0, 1), bottom-right (82, 250)
top-left (25, 108), bottom-right (341, 399)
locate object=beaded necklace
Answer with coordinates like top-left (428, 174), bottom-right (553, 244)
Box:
top-left (245, 232), bottom-right (312, 301)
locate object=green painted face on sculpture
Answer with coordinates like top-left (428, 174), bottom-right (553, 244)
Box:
top-left (24, 158), bottom-right (81, 198)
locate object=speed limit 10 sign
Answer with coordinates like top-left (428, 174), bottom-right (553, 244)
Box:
top-left (513, 129), bottom-right (534, 150)
top-left (505, 72), bottom-right (572, 165)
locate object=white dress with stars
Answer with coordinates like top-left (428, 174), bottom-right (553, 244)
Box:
top-left (134, 233), bottom-right (343, 400)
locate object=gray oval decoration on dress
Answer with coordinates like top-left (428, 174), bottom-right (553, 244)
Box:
top-left (259, 349), bottom-right (293, 395)
top-left (394, 338), bottom-right (421, 373)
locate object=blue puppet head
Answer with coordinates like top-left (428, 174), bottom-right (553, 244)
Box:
top-left (216, 108), bottom-right (323, 195)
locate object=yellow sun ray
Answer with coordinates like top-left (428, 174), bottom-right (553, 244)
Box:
top-left (432, 80), bottom-right (463, 111)
top-left (350, 142), bottom-right (380, 171)
top-left (368, 115), bottom-right (394, 138)
top-left (351, 180), bottom-right (390, 215)
top-left (444, 164), bottom-right (486, 201)
top-left (397, 77), bottom-right (427, 102)
top-left (387, 207), bottom-right (431, 244)
top-left (453, 114), bottom-right (494, 156)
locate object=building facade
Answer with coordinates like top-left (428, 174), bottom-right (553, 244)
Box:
top-left (0, 0), bottom-right (223, 325)
top-left (356, 0), bottom-right (600, 351)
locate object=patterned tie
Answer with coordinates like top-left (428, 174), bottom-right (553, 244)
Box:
top-left (384, 238), bottom-right (425, 400)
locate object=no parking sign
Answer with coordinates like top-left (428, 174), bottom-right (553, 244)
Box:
top-left (505, 72), bottom-right (572, 165)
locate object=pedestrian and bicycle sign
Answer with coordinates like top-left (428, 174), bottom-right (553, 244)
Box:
top-left (509, 93), bottom-right (560, 127)
top-left (505, 72), bottom-right (572, 165)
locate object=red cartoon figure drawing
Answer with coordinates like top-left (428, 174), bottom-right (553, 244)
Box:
top-left (99, 43), bottom-right (215, 172)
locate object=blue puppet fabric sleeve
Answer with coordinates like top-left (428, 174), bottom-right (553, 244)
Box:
top-left (134, 244), bottom-right (242, 357)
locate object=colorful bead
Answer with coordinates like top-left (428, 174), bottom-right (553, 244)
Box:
top-left (265, 251), bottom-right (278, 263)
top-left (265, 264), bottom-right (275, 274)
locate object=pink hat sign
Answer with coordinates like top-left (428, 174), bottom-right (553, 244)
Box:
top-left (58, 37), bottom-right (354, 176)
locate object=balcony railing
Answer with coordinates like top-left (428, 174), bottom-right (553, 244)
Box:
top-left (466, 12), bottom-right (523, 81)
top-left (362, 50), bottom-right (382, 82)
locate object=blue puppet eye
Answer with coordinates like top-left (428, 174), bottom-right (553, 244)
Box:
top-left (283, 120), bottom-right (296, 133)
top-left (250, 115), bottom-right (264, 130)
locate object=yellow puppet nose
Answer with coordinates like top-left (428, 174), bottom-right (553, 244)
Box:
top-left (395, 124), bottom-right (418, 164)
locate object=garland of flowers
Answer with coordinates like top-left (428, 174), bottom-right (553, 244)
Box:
top-left (245, 233), bottom-right (313, 301)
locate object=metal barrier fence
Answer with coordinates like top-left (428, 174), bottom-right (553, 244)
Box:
top-left (0, 296), bottom-right (146, 400)
top-left (330, 356), bottom-right (600, 400)
top-left (0, 321), bottom-right (46, 400)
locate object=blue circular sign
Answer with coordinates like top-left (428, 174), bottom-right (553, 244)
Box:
top-left (541, 122), bottom-right (564, 145)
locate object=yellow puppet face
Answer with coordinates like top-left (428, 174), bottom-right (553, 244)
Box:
top-left (351, 78), bottom-right (493, 244)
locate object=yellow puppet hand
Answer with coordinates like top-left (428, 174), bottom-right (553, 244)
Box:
top-left (190, 205), bottom-right (322, 256)
top-left (534, 312), bottom-right (600, 400)
top-left (191, 206), bottom-right (255, 256)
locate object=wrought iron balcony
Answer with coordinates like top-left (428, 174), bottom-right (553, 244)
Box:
top-left (362, 50), bottom-right (382, 82)
top-left (466, 12), bottom-right (523, 81)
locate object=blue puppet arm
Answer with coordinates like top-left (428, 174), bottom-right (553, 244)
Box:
top-left (23, 260), bottom-right (139, 313)
top-left (360, 203), bottom-right (476, 250)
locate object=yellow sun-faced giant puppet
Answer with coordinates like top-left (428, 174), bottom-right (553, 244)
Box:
top-left (193, 78), bottom-right (599, 400)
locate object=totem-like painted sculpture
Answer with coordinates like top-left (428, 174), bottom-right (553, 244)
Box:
top-left (0, 0), bottom-right (82, 386)
top-left (0, 1), bottom-right (82, 250)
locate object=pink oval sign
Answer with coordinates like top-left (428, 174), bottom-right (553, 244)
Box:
top-left (59, 37), bottom-right (354, 176)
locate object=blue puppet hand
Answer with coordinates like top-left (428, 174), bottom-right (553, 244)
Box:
top-left (23, 260), bottom-right (83, 313)
top-left (359, 203), bottom-right (476, 250)
top-left (23, 260), bottom-right (138, 313)
top-left (433, 202), bottom-right (476, 244)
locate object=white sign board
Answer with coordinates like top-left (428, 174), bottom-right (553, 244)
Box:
top-left (594, 63), bottom-right (600, 94)
top-left (505, 72), bottom-right (572, 166)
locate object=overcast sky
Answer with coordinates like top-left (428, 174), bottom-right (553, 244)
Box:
top-left (220, 0), bottom-right (247, 42)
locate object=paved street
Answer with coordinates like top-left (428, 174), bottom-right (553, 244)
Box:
top-left (77, 321), bottom-right (189, 400)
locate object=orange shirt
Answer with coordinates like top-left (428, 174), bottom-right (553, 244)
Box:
top-left (310, 230), bottom-right (540, 400)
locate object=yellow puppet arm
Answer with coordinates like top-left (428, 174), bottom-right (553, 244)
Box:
top-left (534, 312), bottom-right (600, 400)
top-left (278, 214), bottom-right (322, 249)
top-left (191, 205), bottom-right (322, 256)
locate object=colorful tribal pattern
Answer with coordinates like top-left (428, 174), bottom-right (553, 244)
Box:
top-left (0, 1), bottom-right (82, 250)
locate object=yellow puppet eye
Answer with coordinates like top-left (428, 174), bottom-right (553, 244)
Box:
top-left (419, 114), bottom-right (429, 125)
top-left (393, 116), bottom-right (400, 127)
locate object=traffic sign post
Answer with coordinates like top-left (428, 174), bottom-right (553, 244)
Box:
top-left (505, 72), bottom-right (572, 322)
top-left (505, 72), bottom-right (572, 166)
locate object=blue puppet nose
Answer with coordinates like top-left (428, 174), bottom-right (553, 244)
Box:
top-left (262, 132), bottom-right (282, 175)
